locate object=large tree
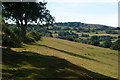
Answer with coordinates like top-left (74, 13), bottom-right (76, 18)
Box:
top-left (2, 2), bottom-right (55, 42)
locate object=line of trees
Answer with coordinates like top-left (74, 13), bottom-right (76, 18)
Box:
top-left (50, 26), bottom-right (119, 34)
top-left (54, 31), bottom-right (120, 51)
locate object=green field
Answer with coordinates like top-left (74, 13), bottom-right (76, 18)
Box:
top-left (51, 30), bottom-right (118, 40)
top-left (2, 37), bottom-right (118, 79)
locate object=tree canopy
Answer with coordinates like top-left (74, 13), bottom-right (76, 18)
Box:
top-left (2, 2), bottom-right (55, 42)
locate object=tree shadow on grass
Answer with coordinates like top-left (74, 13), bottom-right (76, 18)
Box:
top-left (30, 43), bottom-right (110, 65)
top-left (2, 48), bottom-right (117, 80)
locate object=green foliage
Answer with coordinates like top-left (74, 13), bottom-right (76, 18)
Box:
top-left (90, 40), bottom-right (100, 46)
top-left (111, 39), bottom-right (120, 51)
top-left (2, 2), bottom-right (55, 42)
top-left (41, 32), bottom-right (53, 37)
top-left (102, 40), bottom-right (112, 48)
top-left (2, 2), bottom-right (55, 26)
top-left (2, 22), bottom-right (21, 47)
top-left (58, 31), bottom-right (78, 41)
top-left (12, 28), bottom-right (22, 36)
top-left (81, 33), bottom-right (89, 37)
top-left (118, 35), bottom-right (120, 39)
top-left (106, 30), bottom-right (118, 34)
top-left (2, 20), bottom-right (42, 47)
top-left (91, 36), bottom-right (99, 40)
top-left (26, 31), bottom-right (42, 42)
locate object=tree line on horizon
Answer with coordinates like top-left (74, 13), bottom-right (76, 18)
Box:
top-left (2, 2), bottom-right (120, 51)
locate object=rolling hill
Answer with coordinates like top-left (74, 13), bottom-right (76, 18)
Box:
top-left (2, 37), bottom-right (118, 79)
top-left (54, 22), bottom-right (118, 29)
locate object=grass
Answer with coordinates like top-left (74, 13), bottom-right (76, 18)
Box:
top-left (2, 37), bottom-right (118, 80)
top-left (75, 32), bottom-right (118, 37)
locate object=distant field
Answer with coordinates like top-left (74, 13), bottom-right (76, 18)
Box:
top-left (75, 32), bottom-right (118, 37)
top-left (3, 37), bottom-right (118, 79)
top-left (89, 34), bottom-right (118, 37)
top-left (50, 30), bottom-right (118, 38)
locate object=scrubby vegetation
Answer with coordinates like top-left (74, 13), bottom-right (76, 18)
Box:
top-left (32, 22), bottom-right (119, 51)
top-left (2, 21), bottom-right (42, 47)
top-left (1, 1), bottom-right (119, 80)
top-left (111, 39), bottom-right (120, 51)
top-left (2, 21), bottom-right (21, 47)
top-left (26, 31), bottom-right (42, 42)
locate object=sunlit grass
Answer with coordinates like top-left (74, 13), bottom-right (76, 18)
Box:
top-left (2, 37), bottom-right (118, 79)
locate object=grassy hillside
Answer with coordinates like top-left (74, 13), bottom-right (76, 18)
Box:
top-left (2, 37), bottom-right (118, 79)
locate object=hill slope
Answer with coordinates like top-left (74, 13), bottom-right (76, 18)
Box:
top-left (3, 37), bottom-right (118, 79)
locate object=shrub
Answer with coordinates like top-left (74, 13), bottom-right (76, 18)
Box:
top-left (2, 20), bottom-right (42, 47)
top-left (111, 39), bottom-right (120, 51)
top-left (102, 40), bottom-right (112, 48)
top-left (81, 34), bottom-right (89, 37)
top-left (2, 21), bottom-right (21, 47)
top-left (26, 31), bottom-right (42, 42)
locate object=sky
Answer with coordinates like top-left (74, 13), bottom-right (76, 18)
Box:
top-left (38, 0), bottom-right (119, 27)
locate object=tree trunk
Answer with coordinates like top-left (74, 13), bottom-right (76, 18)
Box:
top-left (21, 26), bottom-right (27, 42)
top-left (20, 19), bottom-right (27, 42)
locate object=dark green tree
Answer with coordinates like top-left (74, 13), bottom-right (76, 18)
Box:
top-left (111, 39), bottom-right (120, 51)
top-left (102, 40), bottom-right (112, 48)
top-left (2, 2), bottom-right (55, 42)
top-left (91, 40), bottom-right (100, 46)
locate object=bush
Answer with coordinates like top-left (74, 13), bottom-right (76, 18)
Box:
top-left (26, 31), bottom-right (42, 42)
top-left (81, 34), bottom-right (89, 37)
top-left (2, 20), bottom-right (42, 47)
top-left (111, 39), bottom-right (120, 51)
top-left (102, 40), bottom-right (112, 48)
top-left (90, 40), bottom-right (100, 46)
top-left (2, 21), bottom-right (21, 47)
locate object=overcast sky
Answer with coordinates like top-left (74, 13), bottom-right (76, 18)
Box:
top-left (39, 0), bottom-right (118, 27)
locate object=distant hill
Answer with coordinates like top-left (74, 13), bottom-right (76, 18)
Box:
top-left (54, 22), bottom-right (118, 30)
